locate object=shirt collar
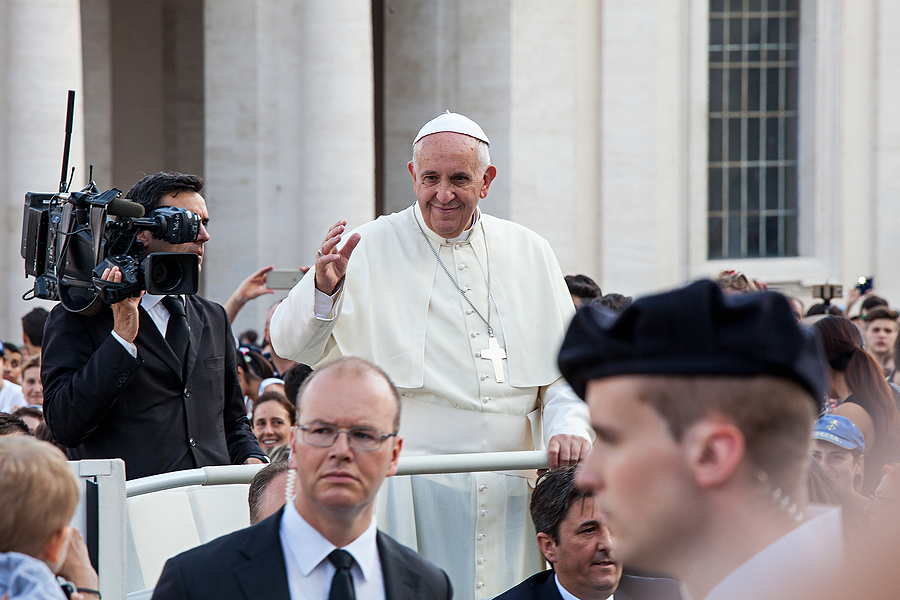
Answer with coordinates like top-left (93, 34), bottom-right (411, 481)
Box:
top-left (281, 501), bottom-right (380, 581)
top-left (141, 293), bottom-right (165, 310)
top-left (412, 202), bottom-right (481, 245)
top-left (554, 572), bottom-right (614, 600)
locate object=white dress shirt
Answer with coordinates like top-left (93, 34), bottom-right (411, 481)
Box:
top-left (279, 501), bottom-right (385, 600)
top-left (555, 572), bottom-right (614, 600)
top-left (111, 294), bottom-right (175, 357)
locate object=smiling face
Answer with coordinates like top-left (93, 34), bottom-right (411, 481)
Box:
top-left (575, 376), bottom-right (704, 574)
top-left (292, 366), bottom-right (401, 527)
top-left (21, 366), bottom-right (43, 406)
top-left (538, 496), bottom-right (623, 599)
top-left (408, 132), bottom-right (496, 239)
top-left (810, 439), bottom-right (862, 493)
top-left (253, 400), bottom-right (292, 450)
top-left (138, 191), bottom-right (210, 271)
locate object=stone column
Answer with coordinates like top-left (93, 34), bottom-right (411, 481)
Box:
top-left (204, 0), bottom-right (375, 336)
top-left (0, 0), bottom-right (85, 341)
top-left (873, 0), bottom-right (900, 303)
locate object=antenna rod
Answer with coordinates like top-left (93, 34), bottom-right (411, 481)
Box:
top-left (59, 90), bottom-right (75, 193)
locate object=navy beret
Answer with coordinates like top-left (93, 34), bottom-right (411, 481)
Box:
top-left (558, 280), bottom-right (826, 411)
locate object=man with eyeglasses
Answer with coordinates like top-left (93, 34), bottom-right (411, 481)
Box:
top-left (152, 356), bottom-right (452, 600)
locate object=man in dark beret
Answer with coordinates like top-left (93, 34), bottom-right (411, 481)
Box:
top-left (558, 280), bottom-right (844, 600)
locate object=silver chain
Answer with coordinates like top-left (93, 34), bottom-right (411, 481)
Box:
top-left (413, 206), bottom-right (494, 337)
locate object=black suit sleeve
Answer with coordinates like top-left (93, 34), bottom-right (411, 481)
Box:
top-left (217, 302), bottom-right (265, 464)
top-left (151, 557), bottom-right (192, 600)
top-left (42, 305), bottom-right (142, 447)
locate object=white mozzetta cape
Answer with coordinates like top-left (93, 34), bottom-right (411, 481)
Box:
top-left (270, 204), bottom-right (590, 599)
top-left (271, 203), bottom-right (589, 452)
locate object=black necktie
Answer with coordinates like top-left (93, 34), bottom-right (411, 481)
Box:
top-left (161, 295), bottom-right (190, 368)
top-left (328, 549), bottom-right (356, 600)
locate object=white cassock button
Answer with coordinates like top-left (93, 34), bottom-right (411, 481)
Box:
top-left (477, 558), bottom-right (485, 564)
top-left (454, 243), bottom-right (461, 250)
top-left (471, 332), bottom-right (478, 338)
top-left (480, 374), bottom-right (488, 381)
top-left (479, 484), bottom-right (487, 491)
top-left (466, 308), bottom-right (473, 315)
top-left (477, 583), bottom-right (485, 589)
top-left (478, 534), bottom-right (485, 540)
top-left (482, 397), bottom-right (491, 403)
top-left (459, 264), bottom-right (466, 270)
top-left (464, 286), bottom-right (471, 292)
top-left (480, 509), bottom-right (487, 516)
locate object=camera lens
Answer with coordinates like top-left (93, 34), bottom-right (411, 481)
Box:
top-left (150, 257), bottom-right (185, 293)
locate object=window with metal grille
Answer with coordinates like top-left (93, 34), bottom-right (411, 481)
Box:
top-left (708, 0), bottom-right (799, 259)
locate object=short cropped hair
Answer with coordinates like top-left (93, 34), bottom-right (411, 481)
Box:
top-left (248, 461), bottom-right (290, 525)
top-left (282, 363), bottom-right (313, 407)
top-left (636, 375), bottom-right (816, 498)
top-left (861, 295), bottom-right (888, 314)
top-left (21, 355), bottom-right (40, 373)
top-left (565, 275), bottom-right (602, 301)
top-left (0, 436), bottom-right (80, 557)
top-left (295, 357), bottom-right (401, 431)
top-left (21, 308), bottom-right (49, 348)
top-left (125, 171), bottom-right (204, 212)
top-left (530, 466), bottom-right (590, 545)
top-left (715, 270), bottom-right (758, 294)
top-left (0, 414), bottom-right (30, 436)
top-left (864, 307), bottom-right (899, 325)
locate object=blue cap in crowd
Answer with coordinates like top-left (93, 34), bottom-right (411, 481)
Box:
top-left (812, 415), bottom-right (865, 453)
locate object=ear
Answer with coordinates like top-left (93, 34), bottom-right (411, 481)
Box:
top-left (685, 417), bottom-right (745, 488)
top-left (136, 228), bottom-right (153, 247)
top-left (536, 532), bottom-right (558, 565)
top-left (39, 526), bottom-right (71, 573)
top-left (479, 165), bottom-right (497, 198)
top-left (385, 436), bottom-right (403, 478)
top-left (407, 161), bottom-right (416, 181)
top-left (288, 427), bottom-right (299, 470)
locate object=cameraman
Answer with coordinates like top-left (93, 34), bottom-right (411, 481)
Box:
top-left (42, 172), bottom-right (265, 480)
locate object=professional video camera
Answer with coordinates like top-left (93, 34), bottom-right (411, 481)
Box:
top-left (20, 91), bottom-right (200, 315)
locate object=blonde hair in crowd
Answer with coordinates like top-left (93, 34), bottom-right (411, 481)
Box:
top-left (0, 436), bottom-right (80, 557)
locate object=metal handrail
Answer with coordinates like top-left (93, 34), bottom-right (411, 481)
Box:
top-left (124, 450), bottom-right (549, 498)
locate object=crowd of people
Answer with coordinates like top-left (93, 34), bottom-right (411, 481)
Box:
top-left (3, 112), bottom-right (900, 600)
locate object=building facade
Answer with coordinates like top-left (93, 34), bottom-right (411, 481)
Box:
top-left (2, 0), bottom-right (899, 340)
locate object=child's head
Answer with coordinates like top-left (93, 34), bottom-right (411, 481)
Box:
top-left (0, 436), bottom-right (80, 563)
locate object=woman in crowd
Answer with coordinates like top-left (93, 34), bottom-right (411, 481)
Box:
top-left (250, 391), bottom-right (294, 462)
top-left (20, 356), bottom-right (42, 407)
top-left (236, 347), bottom-right (284, 415)
top-left (814, 316), bottom-right (900, 494)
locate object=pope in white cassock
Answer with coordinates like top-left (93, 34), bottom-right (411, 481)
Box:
top-left (270, 112), bottom-right (592, 600)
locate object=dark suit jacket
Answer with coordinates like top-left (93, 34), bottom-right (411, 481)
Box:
top-left (494, 569), bottom-right (682, 600)
top-left (151, 507), bottom-right (453, 599)
top-left (42, 295), bottom-right (263, 480)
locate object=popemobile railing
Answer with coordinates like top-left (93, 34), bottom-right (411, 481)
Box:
top-left (69, 450), bottom-right (550, 600)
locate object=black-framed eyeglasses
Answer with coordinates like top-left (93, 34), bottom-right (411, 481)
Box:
top-left (297, 423), bottom-right (397, 451)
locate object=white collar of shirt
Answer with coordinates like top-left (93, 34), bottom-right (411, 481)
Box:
top-left (279, 500), bottom-right (383, 600)
top-left (554, 572), bottom-right (614, 600)
top-left (412, 201), bottom-right (481, 244)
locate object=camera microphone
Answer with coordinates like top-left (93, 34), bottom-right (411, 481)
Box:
top-left (107, 198), bottom-right (145, 218)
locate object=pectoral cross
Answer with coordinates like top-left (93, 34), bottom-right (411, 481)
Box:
top-left (480, 335), bottom-right (507, 383)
